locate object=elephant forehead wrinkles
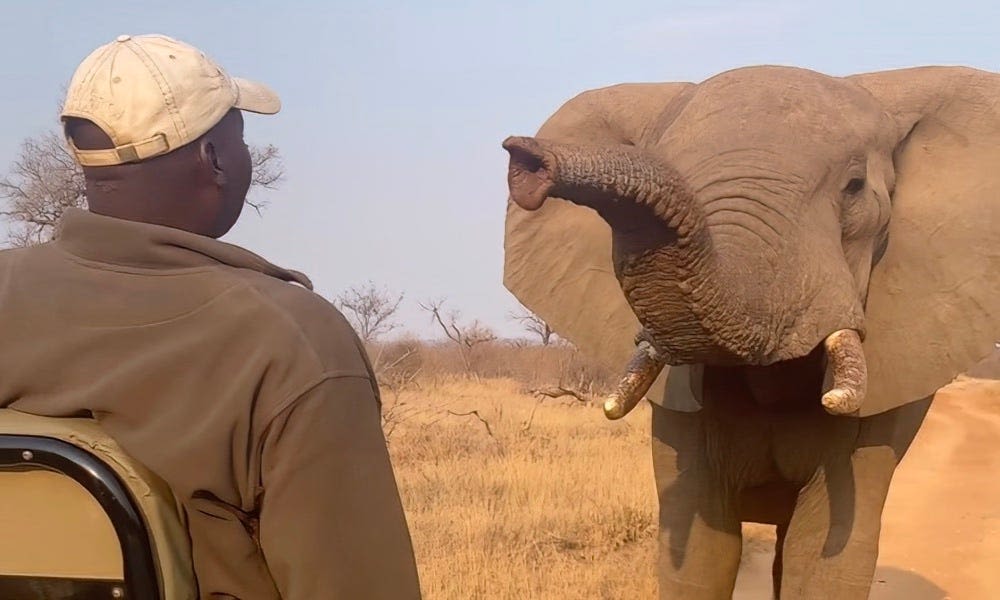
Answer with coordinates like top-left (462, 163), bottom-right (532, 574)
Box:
top-left (674, 146), bottom-right (816, 184)
top-left (695, 172), bottom-right (806, 204)
top-left (702, 196), bottom-right (791, 243)
top-left (698, 186), bottom-right (800, 254)
top-left (676, 149), bottom-right (817, 212)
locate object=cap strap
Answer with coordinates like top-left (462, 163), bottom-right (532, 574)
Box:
top-left (68, 133), bottom-right (170, 167)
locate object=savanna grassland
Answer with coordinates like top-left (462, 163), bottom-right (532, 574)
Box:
top-left (376, 343), bottom-right (775, 599)
top-left (386, 377), bottom-right (659, 599)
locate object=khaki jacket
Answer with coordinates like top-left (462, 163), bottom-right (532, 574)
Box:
top-left (0, 209), bottom-right (420, 599)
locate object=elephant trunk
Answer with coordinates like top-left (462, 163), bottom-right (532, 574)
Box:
top-left (502, 136), bottom-right (710, 246)
top-left (503, 136), bottom-right (763, 364)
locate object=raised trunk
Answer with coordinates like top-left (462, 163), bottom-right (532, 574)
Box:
top-left (503, 136), bottom-right (774, 365)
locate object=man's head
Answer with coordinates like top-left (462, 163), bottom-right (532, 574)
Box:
top-left (61, 34), bottom-right (280, 237)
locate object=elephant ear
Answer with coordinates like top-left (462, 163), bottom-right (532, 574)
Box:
top-left (503, 82), bottom-right (697, 408)
top-left (850, 67), bottom-right (1000, 416)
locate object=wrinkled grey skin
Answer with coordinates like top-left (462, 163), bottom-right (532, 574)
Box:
top-left (502, 66), bottom-right (1000, 599)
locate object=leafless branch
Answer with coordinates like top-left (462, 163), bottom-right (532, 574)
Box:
top-left (446, 409), bottom-right (495, 438)
top-left (245, 144), bottom-right (285, 213)
top-left (419, 299), bottom-right (496, 348)
top-left (336, 282), bottom-right (404, 343)
top-left (0, 131), bottom-right (86, 246)
top-left (370, 341), bottom-right (424, 442)
top-left (418, 298), bottom-right (496, 377)
top-left (381, 387), bottom-right (424, 442)
top-left (508, 308), bottom-right (555, 346)
top-left (530, 386), bottom-right (593, 404)
top-left (521, 398), bottom-right (543, 432)
top-left (380, 346), bottom-right (417, 374)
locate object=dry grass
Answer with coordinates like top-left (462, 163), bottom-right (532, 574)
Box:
top-left (385, 376), bottom-right (776, 599)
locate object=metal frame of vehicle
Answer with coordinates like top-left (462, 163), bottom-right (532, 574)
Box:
top-left (0, 435), bottom-right (161, 599)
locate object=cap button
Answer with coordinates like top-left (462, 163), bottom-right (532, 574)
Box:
top-left (116, 34), bottom-right (131, 43)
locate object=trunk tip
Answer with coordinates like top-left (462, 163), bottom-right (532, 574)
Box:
top-left (503, 136), bottom-right (555, 211)
top-left (502, 135), bottom-right (542, 155)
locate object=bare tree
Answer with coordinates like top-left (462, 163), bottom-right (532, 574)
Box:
top-left (331, 282), bottom-right (419, 440)
top-left (419, 298), bottom-right (496, 376)
top-left (508, 307), bottom-right (555, 346)
top-left (335, 282), bottom-right (404, 344)
top-left (0, 131), bottom-right (85, 247)
top-left (376, 342), bottom-right (423, 443)
top-left (246, 144), bottom-right (284, 213)
top-left (1, 124), bottom-right (284, 247)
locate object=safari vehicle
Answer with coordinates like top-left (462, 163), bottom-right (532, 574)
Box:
top-left (0, 409), bottom-right (195, 599)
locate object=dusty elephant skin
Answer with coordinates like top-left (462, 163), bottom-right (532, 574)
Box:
top-left (501, 66), bottom-right (1000, 599)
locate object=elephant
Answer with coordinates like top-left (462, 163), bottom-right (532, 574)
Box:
top-left (500, 65), bottom-right (1000, 599)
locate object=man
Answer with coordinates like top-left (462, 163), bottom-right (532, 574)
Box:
top-left (0, 34), bottom-right (421, 599)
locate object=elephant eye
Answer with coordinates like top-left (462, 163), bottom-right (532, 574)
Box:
top-left (844, 177), bottom-right (866, 195)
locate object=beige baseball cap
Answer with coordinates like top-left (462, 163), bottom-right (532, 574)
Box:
top-left (61, 33), bottom-right (280, 167)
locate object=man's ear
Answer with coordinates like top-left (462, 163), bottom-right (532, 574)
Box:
top-left (199, 139), bottom-right (227, 186)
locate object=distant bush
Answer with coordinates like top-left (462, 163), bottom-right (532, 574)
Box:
top-left (368, 338), bottom-right (617, 395)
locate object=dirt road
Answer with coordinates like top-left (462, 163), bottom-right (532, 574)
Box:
top-left (734, 377), bottom-right (1000, 599)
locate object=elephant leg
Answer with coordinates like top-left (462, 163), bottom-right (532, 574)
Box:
top-left (651, 404), bottom-right (742, 600)
top-left (773, 522), bottom-right (787, 599)
top-left (778, 398), bottom-right (931, 600)
top-left (778, 446), bottom-right (892, 599)
top-left (737, 482), bottom-right (797, 598)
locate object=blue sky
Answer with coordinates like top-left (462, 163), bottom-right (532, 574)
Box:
top-left (1, 0), bottom-right (996, 339)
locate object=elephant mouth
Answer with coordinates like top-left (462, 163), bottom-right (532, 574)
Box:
top-left (602, 329), bottom-right (868, 420)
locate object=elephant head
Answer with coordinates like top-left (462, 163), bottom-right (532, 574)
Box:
top-left (502, 66), bottom-right (1000, 419)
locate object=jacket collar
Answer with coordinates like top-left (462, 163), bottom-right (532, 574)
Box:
top-left (55, 208), bottom-right (313, 289)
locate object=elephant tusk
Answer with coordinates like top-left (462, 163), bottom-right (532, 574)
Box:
top-left (603, 336), bottom-right (667, 420)
top-left (821, 329), bottom-right (868, 415)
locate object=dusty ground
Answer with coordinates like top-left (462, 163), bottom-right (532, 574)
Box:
top-left (387, 375), bottom-right (1000, 599)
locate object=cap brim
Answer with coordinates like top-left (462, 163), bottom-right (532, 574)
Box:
top-left (233, 77), bottom-right (281, 114)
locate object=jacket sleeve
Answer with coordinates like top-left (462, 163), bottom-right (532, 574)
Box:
top-left (257, 376), bottom-right (421, 599)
